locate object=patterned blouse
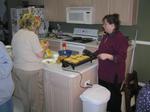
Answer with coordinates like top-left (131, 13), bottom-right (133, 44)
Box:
top-left (136, 83), bottom-right (150, 112)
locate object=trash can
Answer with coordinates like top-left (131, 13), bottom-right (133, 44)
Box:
top-left (80, 84), bottom-right (110, 112)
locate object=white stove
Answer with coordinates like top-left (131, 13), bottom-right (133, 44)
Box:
top-left (63, 28), bottom-right (99, 43)
top-left (73, 28), bottom-right (98, 39)
top-left (62, 28), bottom-right (98, 54)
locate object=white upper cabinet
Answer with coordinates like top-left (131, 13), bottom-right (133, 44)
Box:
top-left (44, 0), bottom-right (139, 25)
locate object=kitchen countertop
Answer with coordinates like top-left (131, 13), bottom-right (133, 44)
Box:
top-left (43, 60), bottom-right (98, 78)
top-left (40, 35), bottom-right (133, 50)
top-left (41, 30), bottom-right (133, 44)
top-left (40, 35), bottom-right (99, 48)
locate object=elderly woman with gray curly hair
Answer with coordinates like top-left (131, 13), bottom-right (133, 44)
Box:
top-left (11, 11), bottom-right (48, 112)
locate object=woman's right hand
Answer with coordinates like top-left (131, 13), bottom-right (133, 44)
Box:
top-left (97, 53), bottom-right (113, 61)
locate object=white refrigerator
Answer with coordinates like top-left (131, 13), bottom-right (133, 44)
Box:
top-left (10, 7), bottom-right (48, 37)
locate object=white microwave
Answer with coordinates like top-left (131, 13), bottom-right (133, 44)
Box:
top-left (66, 7), bottom-right (95, 24)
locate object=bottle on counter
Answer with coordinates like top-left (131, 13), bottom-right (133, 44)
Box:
top-left (62, 42), bottom-right (67, 55)
top-left (62, 42), bottom-right (67, 50)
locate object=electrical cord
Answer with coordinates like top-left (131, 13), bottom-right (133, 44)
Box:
top-left (62, 67), bottom-right (93, 88)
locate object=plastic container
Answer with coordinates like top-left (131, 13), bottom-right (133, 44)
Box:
top-left (80, 84), bottom-right (110, 112)
top-left (58, 50), bottom-right (72, 57)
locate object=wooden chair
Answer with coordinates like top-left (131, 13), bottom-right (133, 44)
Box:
top-left (123, 71), bottom-right (140, 112)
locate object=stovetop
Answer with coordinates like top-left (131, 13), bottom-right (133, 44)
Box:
top-left (65, 37), bottom-right (94, 43)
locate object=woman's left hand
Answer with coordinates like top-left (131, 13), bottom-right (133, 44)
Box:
top-left (97, 53), bottom-right (113, 60)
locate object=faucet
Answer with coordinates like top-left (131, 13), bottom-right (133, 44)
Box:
top-left (56, 24), bottom-right (63, 36)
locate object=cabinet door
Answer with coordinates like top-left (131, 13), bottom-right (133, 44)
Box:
top-left (44, 0), bottom-right (66, 21)
top-left (64, 0), bottom-right (92, 7)
top-left (109, 0), bottom-right (139, 25)
top-left (92, 0), bottom-right (109, 24)
top-left (44, 70), bottom-right (71, 112)
top-left (44, 0), bottom-right (59, 21)
top-left (57, 0), bottom-right (66, 21)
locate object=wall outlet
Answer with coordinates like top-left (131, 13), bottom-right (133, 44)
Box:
top-left (84, 80), bottom-right (91, 87)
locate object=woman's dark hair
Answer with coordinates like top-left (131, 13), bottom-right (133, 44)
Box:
top-left (102, 13), bottom-right (120, 31)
